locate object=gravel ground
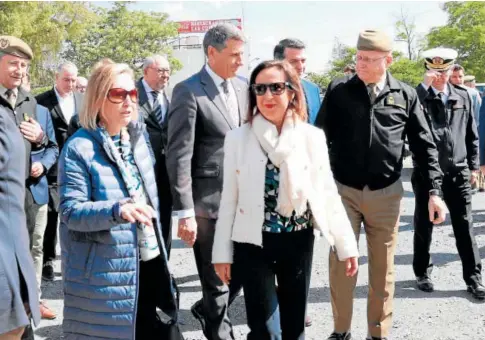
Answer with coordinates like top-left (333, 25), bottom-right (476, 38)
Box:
top-left (35, 161), bottom-right (485, 340)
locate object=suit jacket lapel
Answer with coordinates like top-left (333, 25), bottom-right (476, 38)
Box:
top-left (137, 79), bottom-right (158, 126)
top-left (48, 89), bottom-right (67, 126)
top-left (231, 78), bottom-right (245, 125)
top-left (200, 67), bottom-right (236, 129)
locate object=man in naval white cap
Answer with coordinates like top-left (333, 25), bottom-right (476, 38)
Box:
top-left (413, 47), bottom-right (484, 299)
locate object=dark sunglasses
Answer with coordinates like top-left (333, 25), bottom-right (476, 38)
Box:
top-left (107, 88), bottom-right (138, 104)
top-left (251, 82), bottom-right (294, 96)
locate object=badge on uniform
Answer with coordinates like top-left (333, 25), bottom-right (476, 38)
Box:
top-left (385, 95), bottom-right (406, 109)
top-left (23, 113), bottom-right (29, 122)
top-left (387, 96), bottom-right (395, 105)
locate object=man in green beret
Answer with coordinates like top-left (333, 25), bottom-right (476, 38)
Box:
top-left (316, 30), bottom-right (446, 340)
top-left (0, 35), bottom-right (48, 340)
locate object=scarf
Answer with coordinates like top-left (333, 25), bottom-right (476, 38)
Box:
top-left (251, 112), bottom-right (310, 217)
top-left (100, 126), bottom-right (160, 261)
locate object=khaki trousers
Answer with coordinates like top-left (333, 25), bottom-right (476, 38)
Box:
top-left (0, 327), bottom-right (24, 340)
top-left (330, 179), bottom-right (403, 338)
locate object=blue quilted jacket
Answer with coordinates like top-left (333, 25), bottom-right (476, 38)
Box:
top-left (58, 121), bottom-right (177, 340)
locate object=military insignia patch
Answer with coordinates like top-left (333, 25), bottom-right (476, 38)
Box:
top-left (432, 57), bottom-right (444, 65)
top-left (0, 38), bottom-right (9, 49)
top-left (387, 96), bottom-right (395, 105)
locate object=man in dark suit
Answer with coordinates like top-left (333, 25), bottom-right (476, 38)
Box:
top-left (36, 61), bottom-right (83, 282)
top-left (166, 23), bottom-right (247, 340)
top-left (274, 38), bottom-right (321, 125)
top-left (137, 54), bottom-right (173, 257)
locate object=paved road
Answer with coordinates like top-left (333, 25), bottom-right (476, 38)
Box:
top-left (36, 162), bottom-right (485, 339)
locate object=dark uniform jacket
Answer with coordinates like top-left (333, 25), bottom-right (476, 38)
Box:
top-left (0, 86), bottom-right (44, 180)
top-left (316, 72), bottom-right (442, 192)
top-left (416, 83), bottom-right (479, 174)
top-left (35, 88), bottom-right (83, 183)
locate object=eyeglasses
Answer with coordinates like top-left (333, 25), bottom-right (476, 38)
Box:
top-left (149, 67), bottom-right (171, 75)
top-left (355, 55), bottom-right (387, 64)
top-left (251, 82), bottom-right (294, 96)
top-left (107, 88), bottom-right (138, 104)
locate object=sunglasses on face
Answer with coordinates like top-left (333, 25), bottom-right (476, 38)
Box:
top-left (107, 88), bottom-right (138, 104)
top-left (251, 82), bottom-right (294, 96)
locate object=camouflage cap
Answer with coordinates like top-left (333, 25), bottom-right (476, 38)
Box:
top-left (0, 36), bottom-right (33, 60)
top-left (357, 30), bottom-right (392, 52)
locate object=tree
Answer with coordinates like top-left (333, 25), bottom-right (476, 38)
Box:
top-left (307, 72), bottom-right (331, 90)
top-left (426, 1), bottom-right (485, 81)
top-left (394, 7), bottom-right (420, 60)
top-left (389, 52), bottom-right (424, 87)
top-left (64, 2), bottom-right (182, 77)
top-left (0, 2), bottom-right (98, 86)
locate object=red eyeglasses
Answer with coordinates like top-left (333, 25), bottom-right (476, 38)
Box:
top-left (107, 88), bottom-right (138, 104)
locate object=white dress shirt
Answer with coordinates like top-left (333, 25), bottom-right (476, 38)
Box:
top-left (142, 78), bottom-right (168, 122)
top-left (54, 87), bottom-right (75, 123)
top-left (420, 82), bottom-right (449, 105)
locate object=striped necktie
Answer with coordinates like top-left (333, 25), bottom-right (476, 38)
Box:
top-left (151, 91), bottom-right (165, 126)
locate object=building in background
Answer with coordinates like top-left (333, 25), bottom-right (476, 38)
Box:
top-left (169, 18), bottom-right (249, 85)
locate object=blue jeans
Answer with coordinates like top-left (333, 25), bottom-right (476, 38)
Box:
top-left (234, 228), bottom-right (314, 340)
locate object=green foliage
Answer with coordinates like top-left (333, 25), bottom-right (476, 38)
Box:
top-left (389, 56), bottom-right (424, 87)
top-left (31, 86), bottom-right (52, 97)
top-left (307, 72), bottom-right (331, 89)
top-left (426, 1), bottom-right (485, 81)
top-left (64, 2), bottom-right (182, 78)
top-left (0, 1), bottom-right (98, 86)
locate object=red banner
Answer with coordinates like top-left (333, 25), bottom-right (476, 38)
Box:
top-left (177, 18), bottom-right (242, 33)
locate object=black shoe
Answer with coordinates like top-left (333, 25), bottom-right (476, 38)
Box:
top-left (190, 300), bottom-right (205, 332)
top-left (328, 331), bottom-right (351, 340)
top-left (416, 276), bottom-right (434, 292)
top-left (42, 261), bottom-right (54, 281)
top-left (467, 282), bottom-right (485, 300)
top-left (367, 337), bottom-right (388, 340)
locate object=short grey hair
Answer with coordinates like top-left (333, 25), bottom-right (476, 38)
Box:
top-left (142, 54), bottom-right (169, 71)
top-left (203, 23), bottom-right (245, 56)
top-left (274, 38), bottom-right (306, 60)
top-left (57, 61), bottom-right (78, 75)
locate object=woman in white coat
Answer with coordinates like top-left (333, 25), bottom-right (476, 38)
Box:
top-left (212, 60), bottom-right (359, 340)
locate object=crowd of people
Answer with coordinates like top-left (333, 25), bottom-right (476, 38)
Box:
top-left (0, 22), bottom-right (484, 340)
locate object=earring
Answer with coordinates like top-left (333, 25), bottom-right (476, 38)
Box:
top-left (253, 106), bottom-right (258, 115)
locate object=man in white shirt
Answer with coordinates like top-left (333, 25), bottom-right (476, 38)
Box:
top-left (36, 62), bottom-right (83, 283)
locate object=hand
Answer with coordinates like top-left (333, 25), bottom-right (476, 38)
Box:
top-left (30, 162), bottom-right (44, 178)
top-left (120, 202), bottom-right (155, 227)
top-left (20, 118), bottom-right (44, 143)
top-left (214, 263), bottom-right (231, 285)
top-left (423, 70), bottom-right (438, 87)
top-left (471, 170), bottom-right (480, 185)
top-left (428, 195), bottom-right (447, 225)
top-left (178, 217), bottom-right (197, 247)
top-left (345, 257), bottom-right (358, 277)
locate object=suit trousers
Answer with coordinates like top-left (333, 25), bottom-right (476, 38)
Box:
top-left (329, 179), bottom-right (403, 338)
top-left (194, 217), bottom-right (242, 340)
top-left (24, 189), bottom-right (37, 249)
top-left (29, 203), bottom-right (48, 299)
top-left (43, 185), bottom-right (59, 264)
top-left (412, 169), bottom-right (482, 286)
top-left (235, 228), bottom-right (314, 340)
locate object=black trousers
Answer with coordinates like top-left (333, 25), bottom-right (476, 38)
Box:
top-left (136, 256), bottom-right (168, 339)
top-left (234, 228), bottom-right (314, 340)
top-left (412, 169), bottom-right (482, 286)
top-left (193, 217), bottom-right (243, 340)
top-left (24, 189), bottom-right (37, 249)
top-left (43, 185), bottom-right (59, 263)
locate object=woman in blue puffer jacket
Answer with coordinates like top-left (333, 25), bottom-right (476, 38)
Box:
top-left (58, 61), bottom-right (178, 340)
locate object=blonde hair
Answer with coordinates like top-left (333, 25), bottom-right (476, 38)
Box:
top-left (80, 62), bottom-right (136, 130)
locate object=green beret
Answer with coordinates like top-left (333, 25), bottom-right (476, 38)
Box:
top-left (357, 30), bottom-right (392, 52)
top-left (0, 36), bottom-right (33, 60)
top-left (464, 75), bottom-right (476, 82)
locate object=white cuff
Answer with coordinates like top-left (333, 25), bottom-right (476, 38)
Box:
top-left (175, 209), bottom-right (195, 219)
